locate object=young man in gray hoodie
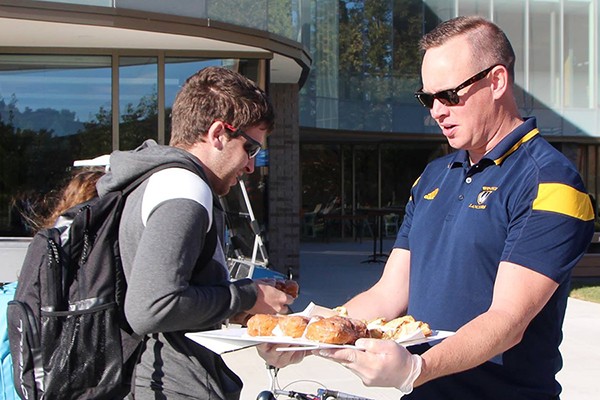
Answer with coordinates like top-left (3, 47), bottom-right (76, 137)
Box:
top-left (96, 66), bottom-right (293, 400)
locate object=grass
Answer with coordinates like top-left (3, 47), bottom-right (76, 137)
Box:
top-left (570, 279), bottom-right (600, 304)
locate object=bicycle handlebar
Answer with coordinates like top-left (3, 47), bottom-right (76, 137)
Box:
top-left (318, 388), bottom-right (374, 400)
top-left (259, 364), bottom-right (375, 400)
top-left (256, 389), bottom-right (374, 400)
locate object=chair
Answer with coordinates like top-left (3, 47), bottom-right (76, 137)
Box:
top-left (383, 213), bottom-right (399, 237)
top-left (303, 204), bottom-right (324, 238)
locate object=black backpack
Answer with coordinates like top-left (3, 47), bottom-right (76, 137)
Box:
top-left (7, 160), bottom-right (217, 400)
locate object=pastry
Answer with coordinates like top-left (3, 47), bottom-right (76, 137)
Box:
top-left (278, 315), bottom-right (310, 338)
top-left (245, 312), bottom-right (431, 345)
top-left (383, 320), bottom-right (432, 339)
top-left (305, 316), bottom-right (368, 345)
top-left (332, 306), bottom-right (348, 317)
top-left (366, 317), bottom-right (387, 339)
top-left (367, 315), bottom-right (432, 340)
top-left (247, 314), bottom-right (280, 336)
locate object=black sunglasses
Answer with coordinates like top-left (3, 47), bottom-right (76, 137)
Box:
top-left (222, 122), bottom-right (263, 159)
top-left (414, 64), bottom-right (500, 109)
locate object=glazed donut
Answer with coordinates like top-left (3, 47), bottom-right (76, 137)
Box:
top-left (346, 317), bottom-right (369, 339)
top-left (305, 316), bottom-right (368, 345)
top-left (278, 315), bottom-right (310, 338)
top-left (247, 314), bottom-right (280, 336)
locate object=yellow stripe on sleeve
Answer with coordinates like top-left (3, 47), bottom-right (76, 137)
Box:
top-left (532, 183), bottom-right (595, 221)
top-left (408, 176), bottom-right (421, 202)
top-left (412, 176), bottom-right (421, 188)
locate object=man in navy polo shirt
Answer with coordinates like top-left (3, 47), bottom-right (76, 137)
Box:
top-left (259, 16), bottom-right (594, 400)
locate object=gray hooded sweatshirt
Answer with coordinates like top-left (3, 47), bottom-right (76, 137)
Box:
top-left (97, 140), bottom-right (257, 400)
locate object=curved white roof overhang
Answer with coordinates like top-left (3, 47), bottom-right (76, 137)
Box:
top-left (0, 1), bottom-right (311, 87)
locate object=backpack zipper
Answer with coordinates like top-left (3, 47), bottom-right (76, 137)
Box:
top-left (47, 238), bottom-right (62, 310)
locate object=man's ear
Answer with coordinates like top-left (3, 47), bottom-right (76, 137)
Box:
top-left (491, 65), bottom-right (509, 100)
top-left (207, 120), bottom-right (226, 151)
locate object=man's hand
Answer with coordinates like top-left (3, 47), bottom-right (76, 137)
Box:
top-left (315, 338), bottom-right (422, 394)
top-left (228, 312), bottom-right (251, 326)
top-left (256, 343), bottom-right (309, 368)
top-left (248, 279), bottom-right (294, 315)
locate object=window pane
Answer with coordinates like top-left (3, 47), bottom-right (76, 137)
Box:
top-left (354, 144), bottom-right (378, 209)
top-left (35, 0), bottom-right (111, 6)
top-left (0, 54), bottom-right (111, 236)
top-left (392, 0), bottom-right (427, 132)
top-left (314, 0), bottom-right (339, 129)
top-left (422, 0), bottom-right (454, 23)
top-left (301, 144), bottom-right (341, 238)
top-left (380, 143), bottom-right (432, 209)
top-left (530, 0), bottom-right (561, 108)
top-left (301, 144), bottom-right (341, 210)
top-left (208, 0), bottom-right (268, 30)
top-left (494, 1), bottom-right (525, 107)
top-left (457, 0), bottom-right (490, 18)
top-left (268, 0), bottom-right (300, 40)
top-left (564, 0), bottom-right (592, 108)
top-left (119, 57), bottom-right (158, 150)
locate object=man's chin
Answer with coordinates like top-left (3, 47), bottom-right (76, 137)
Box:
top-left (216, 178), bottom-right (239, 196)
top-left (446, 138), bottom-right (462, 150)
top-left (212, 183), bottom-right (229, 197)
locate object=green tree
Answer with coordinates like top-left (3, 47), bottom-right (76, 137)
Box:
top-left (0, 88), bottom-right (161, 235)
top-left (207, 0), bottom-right (267, 30)
top-left (268, 0), bottom-right (296, 39)
top-left (119, 89), bottom-right (158, 150)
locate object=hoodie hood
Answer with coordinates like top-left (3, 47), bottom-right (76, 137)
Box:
top-left (97, 139), bottom-right (209, 196)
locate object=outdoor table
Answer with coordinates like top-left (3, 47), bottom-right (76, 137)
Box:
top-left (358, 208), bottom-right (401, 263)
top-left (322, 213), bottom-right (369, 242)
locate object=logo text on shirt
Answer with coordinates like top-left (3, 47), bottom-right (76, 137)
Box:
top-left (469, 186), bottom-right (497, 209)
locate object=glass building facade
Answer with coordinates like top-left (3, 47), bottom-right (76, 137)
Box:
top-left (0, 54), bottom-right (265, 236)
top-left (298, 0), bottom-right (599, 135)
top-left (295, 0), bottom-right (600, 239)
top-left (1, 0), bottom-right (599, 243)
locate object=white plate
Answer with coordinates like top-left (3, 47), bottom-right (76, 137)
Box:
top-left (186, 327), bottom-right (454, 354)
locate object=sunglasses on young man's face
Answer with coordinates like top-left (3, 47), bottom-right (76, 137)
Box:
top-left (414, 64), bottom-right (500, 109)
top-left (221, 122), bottom-right (263, 159)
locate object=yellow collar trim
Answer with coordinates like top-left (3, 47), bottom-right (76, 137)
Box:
top-left (493, 128), bottom-right (539, 165)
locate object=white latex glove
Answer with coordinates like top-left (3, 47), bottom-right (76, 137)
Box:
top-left (315, 338), bottom-right (422, 395)
top-left (396, 353), bottom-right (422, 394)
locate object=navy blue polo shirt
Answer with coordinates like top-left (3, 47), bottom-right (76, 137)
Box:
top-left (395, 117), bottom-right (594, 399)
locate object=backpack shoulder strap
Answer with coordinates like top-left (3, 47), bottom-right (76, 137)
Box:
top-left (122, 159), bottom-right (219, 266)
top-left (121, 159), bottom-right (204, 196)
top-left (197, 218), bottom-right (218, 269)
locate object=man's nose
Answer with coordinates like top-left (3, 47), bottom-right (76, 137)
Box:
top-left (430, 98), bottom-right (449, 119)
top-left (244, 158), bottom-right (255, 174)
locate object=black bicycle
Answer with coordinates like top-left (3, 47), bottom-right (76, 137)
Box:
top-left (256, 365), bottom-right (375, 400)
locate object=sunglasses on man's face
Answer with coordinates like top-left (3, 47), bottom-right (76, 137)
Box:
top-left (414, 64), bottom-right (500, 109)
top-left (222, 122), bottom-right (263, 159)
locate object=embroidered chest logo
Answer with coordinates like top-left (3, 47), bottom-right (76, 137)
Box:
top-left (469, 186), bottom-right (497, 210)
top-left (424, 188), bottom-right (439, 200)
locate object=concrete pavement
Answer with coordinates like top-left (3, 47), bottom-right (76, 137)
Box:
top-left (224, 239), bottom-right (600, 400)
top-left (556, 298), bottom-right (600, 399)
